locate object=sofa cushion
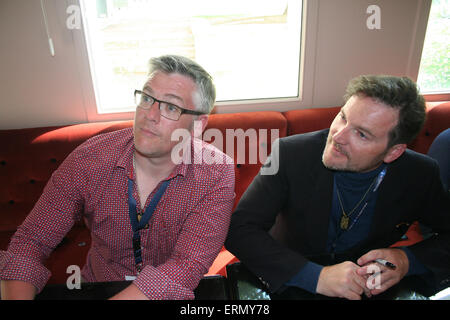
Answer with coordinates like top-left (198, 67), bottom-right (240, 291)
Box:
top-left (206, 111), bottom-right (287, 207)
top-left (410, 102), bottom-right (450, 154)
top-left (283, 107), bottom-right (341, 136)
top-left (0, 121), bottom-right (133, 234)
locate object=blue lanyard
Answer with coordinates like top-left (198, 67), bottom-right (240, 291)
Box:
top-left (373, 167), bottom-right (387, 192)
top-left (127, 178), bottom-right (169, 273)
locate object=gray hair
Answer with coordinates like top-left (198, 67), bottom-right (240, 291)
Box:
top-left (148, 55), bottom-right (216, 114)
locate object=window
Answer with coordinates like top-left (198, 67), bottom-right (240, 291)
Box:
top-left (81, 0), bottom-right (303, 114)
top-left (417, 0), bottom-right (450, 93)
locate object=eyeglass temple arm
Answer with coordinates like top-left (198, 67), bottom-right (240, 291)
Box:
top-left (181, 109), bottom-right (207, 115)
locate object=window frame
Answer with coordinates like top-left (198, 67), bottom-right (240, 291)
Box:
top-left (72, 0), bottom-right (317, 122)
top-left (416, 0), bottom-right (450, 96)
top-left (423, 93), bottom-right (450, 102)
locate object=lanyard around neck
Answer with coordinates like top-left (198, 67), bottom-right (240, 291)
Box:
top-left (127, 178), bottom-right (169, 273)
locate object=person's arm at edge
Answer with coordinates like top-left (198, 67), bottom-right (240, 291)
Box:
top-left (109, 283), bottom-right (148, 300)
top-left (1, 280), bottom-right (37, 300)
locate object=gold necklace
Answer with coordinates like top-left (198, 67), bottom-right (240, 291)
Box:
top-left (336, 176), bottom-right (377, 230)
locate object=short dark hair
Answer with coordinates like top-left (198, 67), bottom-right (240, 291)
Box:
top-left (344, 75), bottom-right (426, 147)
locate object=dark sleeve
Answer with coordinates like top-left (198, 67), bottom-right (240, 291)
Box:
top-left (427, 128), bottom-right (450, 190)
top-left (285, 261), bottom-right (323, 293)
top-left (408, 158), bottom-right (450, 289)
top-left (225, 139), bottom-right (309, 292)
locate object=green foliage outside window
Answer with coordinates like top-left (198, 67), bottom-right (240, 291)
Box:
top-left (418, 0), bottom-right (450, 92)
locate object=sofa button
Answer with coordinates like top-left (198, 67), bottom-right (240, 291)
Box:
top-left (236, 164), bottom-right (241, 168)
top-left (9, 200), bottom-right (15, 205)
top-left (30, 179), bottom-right (36, 184)
top-left (0, 160), bottom-right (6, 166)
top-left (50, 158), bottom-right (57, 163)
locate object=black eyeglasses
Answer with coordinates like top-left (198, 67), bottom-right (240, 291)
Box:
top-left (134, 90), bottom-right (206, 121)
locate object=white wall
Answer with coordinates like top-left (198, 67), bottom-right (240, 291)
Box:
top-left (0, 0), bottom-right (431, 129)
top-left (310, 0), bottom-right (430, 107)
top-left (0, 0), bottom-right (89, 129)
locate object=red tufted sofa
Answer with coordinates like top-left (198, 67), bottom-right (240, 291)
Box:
top-left (1, 102), bottom-right (449, 285)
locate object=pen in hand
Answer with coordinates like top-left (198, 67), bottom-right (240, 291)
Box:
top-left (374, 258), bottom-right (396, 270)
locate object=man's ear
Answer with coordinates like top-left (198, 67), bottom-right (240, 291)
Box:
top-left (383, 143), bottom-right (407, 164)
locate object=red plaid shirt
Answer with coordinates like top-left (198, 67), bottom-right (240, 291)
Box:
top-left (0, 128), bottom-right (235, 299)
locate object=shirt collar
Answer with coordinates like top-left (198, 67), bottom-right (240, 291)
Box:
top-left (116, 136), bottom-right (189, 181)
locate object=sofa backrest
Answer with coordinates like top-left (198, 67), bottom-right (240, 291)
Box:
top-left (206, 111), bottom-right (287, 207)
top-left (0, 103), bottom-right (448, 238)
top-left (409, 101), bottom-right (450, 154)
top-left (0, 121), bottom-right (134, 235)
top-left (283, 106), bottom-right (341, 135)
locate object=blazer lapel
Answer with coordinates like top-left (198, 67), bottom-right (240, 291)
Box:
top-left (368, 163), bottom-right (403, 239)
top-left (305, 159), bottom-right (335, 252)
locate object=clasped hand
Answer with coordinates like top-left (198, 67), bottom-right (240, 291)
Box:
top-left (316, 248), bottom-right (409, 300)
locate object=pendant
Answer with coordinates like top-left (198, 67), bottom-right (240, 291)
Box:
top-left (340, 215), bottom-right (349, 230)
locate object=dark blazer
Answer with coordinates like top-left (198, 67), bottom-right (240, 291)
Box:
top-left (225, 129), bottom-right (450, 292)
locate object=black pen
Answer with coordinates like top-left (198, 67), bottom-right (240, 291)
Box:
top-left (374, 259), bottom-right (397, 270)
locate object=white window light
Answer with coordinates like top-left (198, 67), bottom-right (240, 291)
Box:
top-left (417, 0), bottom-right (450, 94)
top-left (80, 0), bottom-right (303, 114)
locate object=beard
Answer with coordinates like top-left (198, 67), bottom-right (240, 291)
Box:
top-left (321, 135), bottom-right (386, 173)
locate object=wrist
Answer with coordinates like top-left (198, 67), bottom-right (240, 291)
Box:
top-left (109, 283), bottom-right (149, 300)
top-left (1, 280), bottom-right (37, 300)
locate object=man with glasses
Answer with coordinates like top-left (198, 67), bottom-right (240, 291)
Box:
top-left (0, 55), bottom-right (235, 300)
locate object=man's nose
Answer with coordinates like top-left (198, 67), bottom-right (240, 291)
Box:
top-left (332, 125), bottom-right (348, 145)
top-left (144, 101), bottom-right (161, 123)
